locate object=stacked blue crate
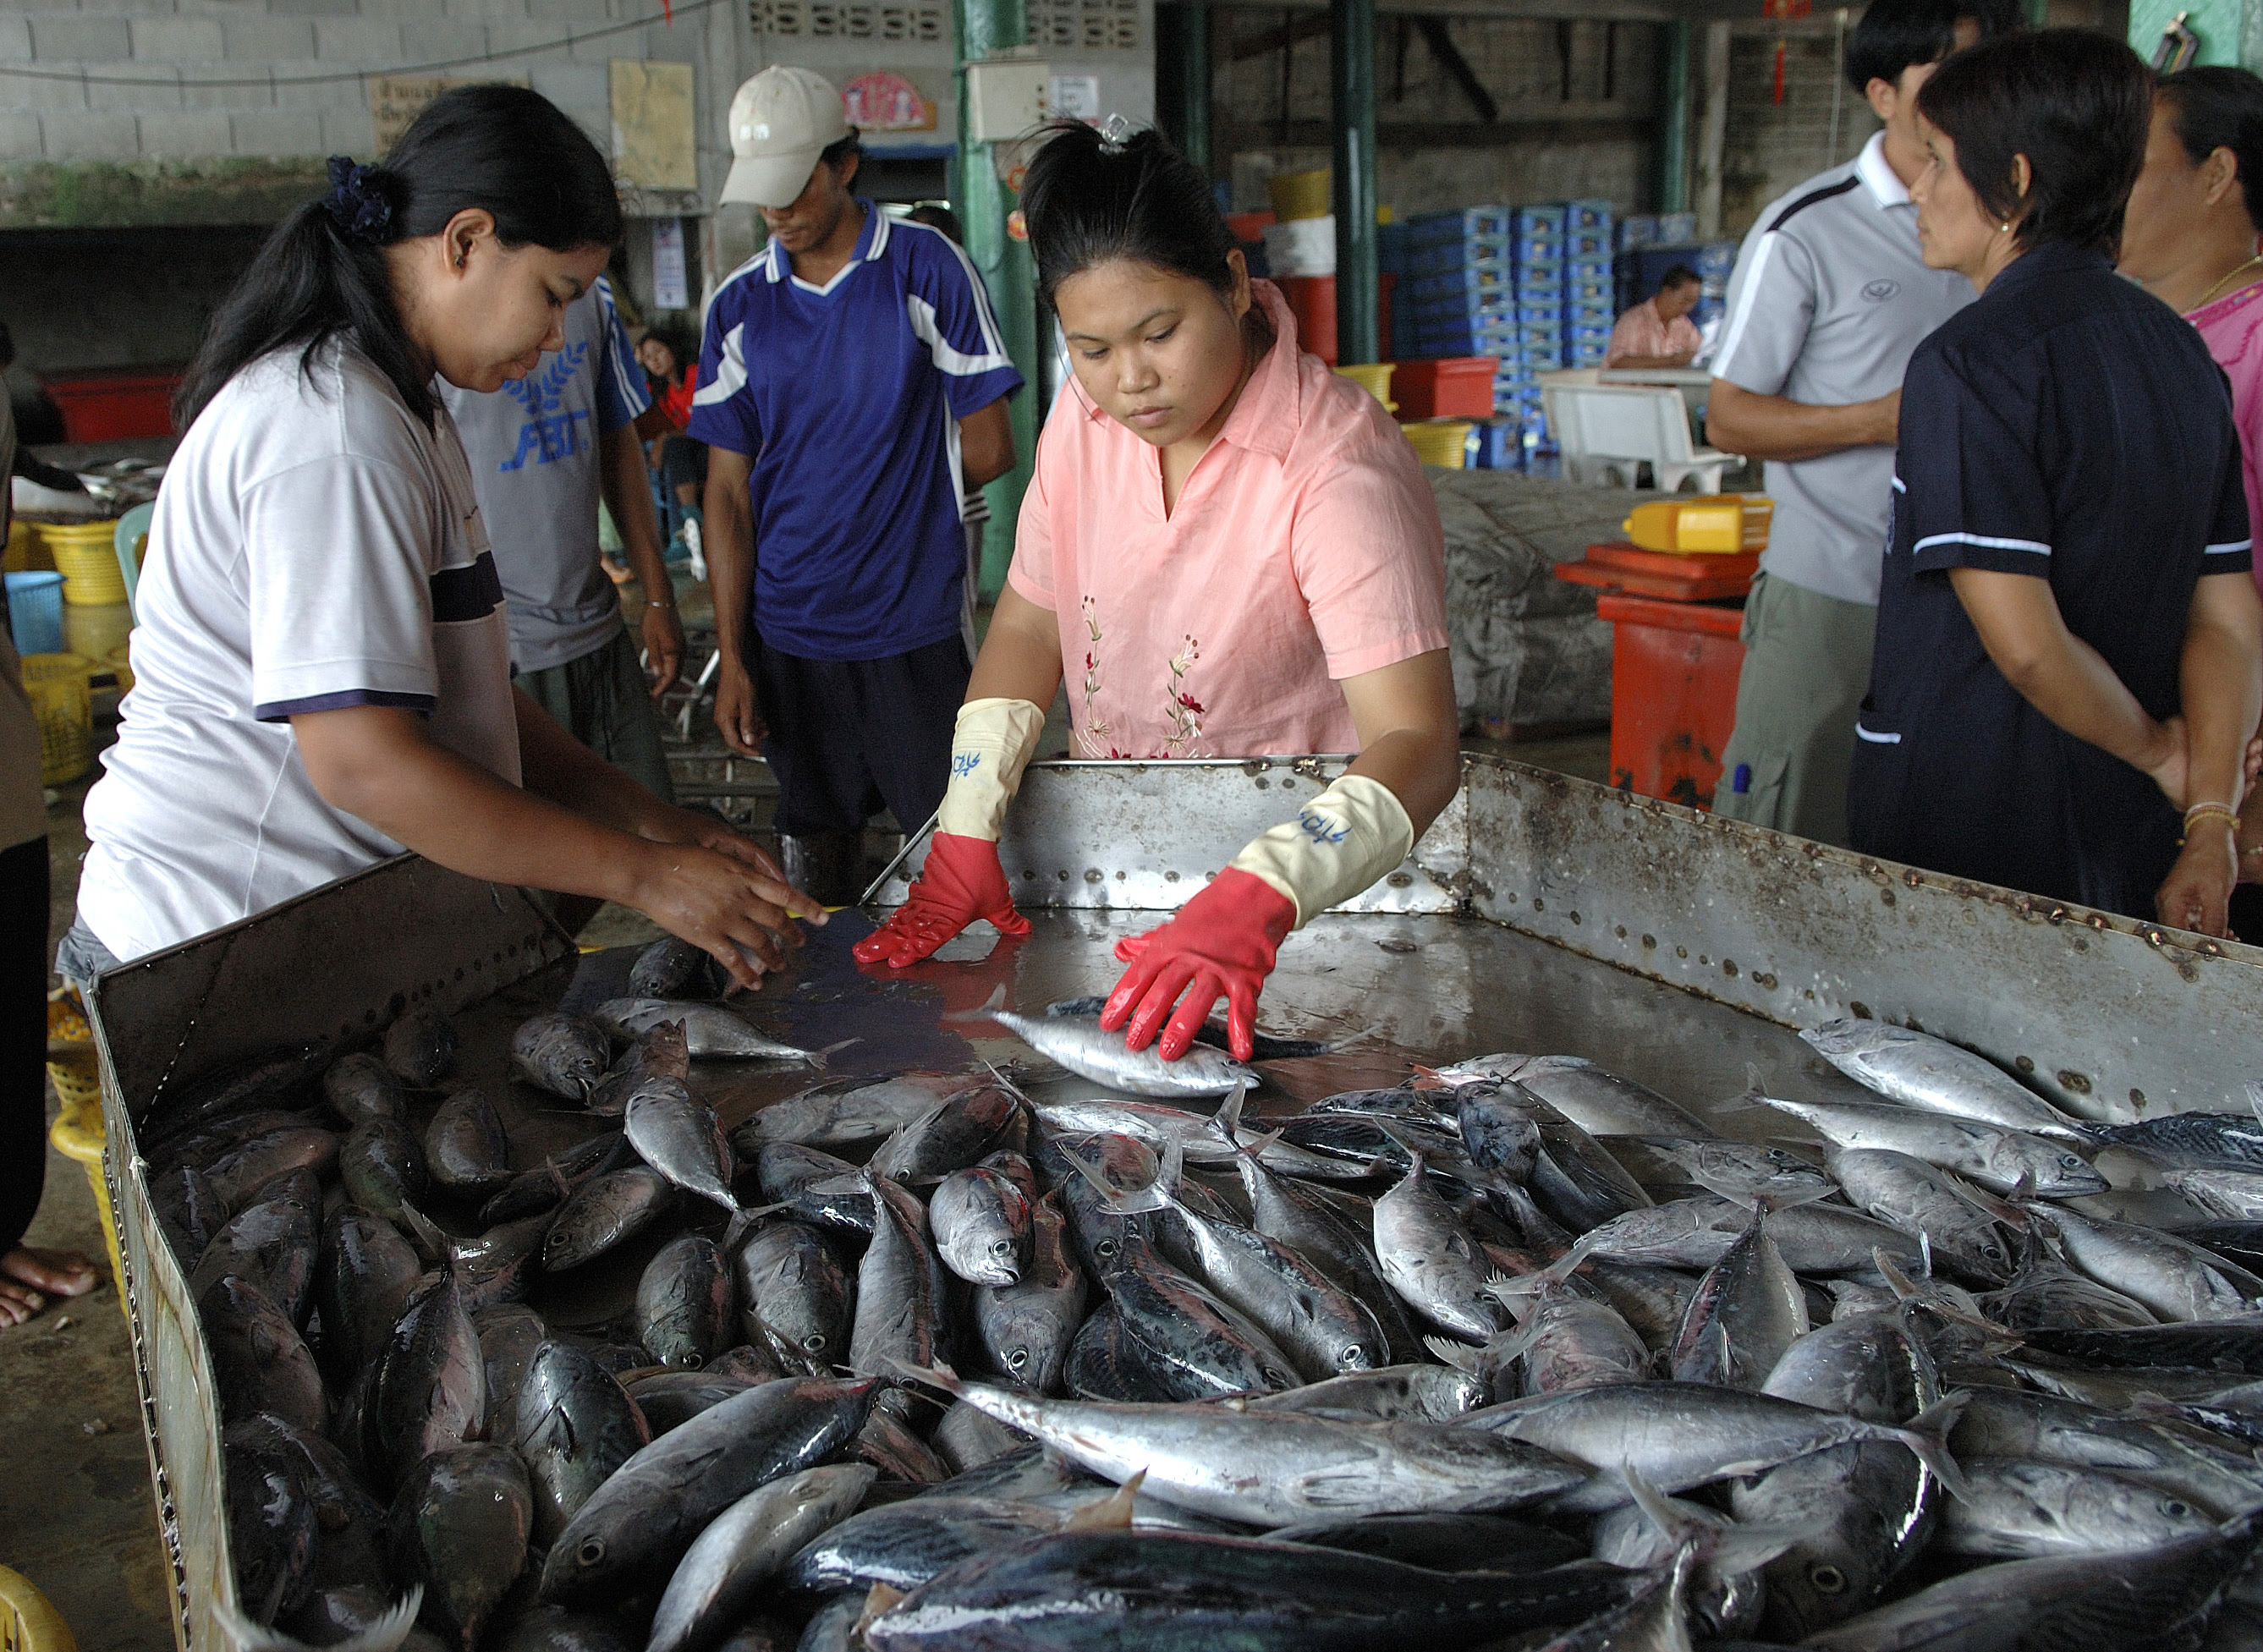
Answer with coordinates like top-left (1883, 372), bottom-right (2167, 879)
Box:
top-left (1505, 205), bottom-right (1567, 401)
top-left (1403, 206), bottom-right (1516, 361)
top-left (1560, 200), bottom-right (1614, 370)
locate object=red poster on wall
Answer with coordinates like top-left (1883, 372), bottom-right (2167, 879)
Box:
top-left (843, 71), bottom-right (937, 132)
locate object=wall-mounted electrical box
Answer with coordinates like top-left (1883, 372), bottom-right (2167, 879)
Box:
top-left (965, 56), bottom-right (1052, 143)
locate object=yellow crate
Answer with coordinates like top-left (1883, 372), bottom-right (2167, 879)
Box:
top-left (0, 1566), bottom-right (80, 1652)
top-left (1334, 362), bottom-right (1397, 412)
top-left (19, 655), bottom-right (91, 786)
top-left (1266, 167), bottom-right (1331, 222)
top-left (36, 523), bottom-right (128, 607)
top-left (1404, 418), bottom-right (1474, 469)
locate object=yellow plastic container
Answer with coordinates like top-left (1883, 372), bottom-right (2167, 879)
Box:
top-left (36, 522), bottom-right (128, 606)
top-left (1404, 418), bottom-right (1474, 469)
top-left (0, 1565), bottom-right (80, 1652)
top-left (1266, 167), bottom-right (1331, 222)
top-left (1, 519), bottom-right (48, 574)
top-left (1622, 493), bottom-right (1774, 555)
top-left (20, 654), bottom-right (93, 786)
top-left (105, 643), bottom-right (133, 694)
top-left (61, 601), bottom-right (132, 665)
top-left (45, 988), bottom-right (123, 1314)
top-left (1334, 362), bottom-right (1397, 411)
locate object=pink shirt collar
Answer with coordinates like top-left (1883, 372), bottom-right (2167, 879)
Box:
top-left (2187, 277), bottom-right (2263, 327)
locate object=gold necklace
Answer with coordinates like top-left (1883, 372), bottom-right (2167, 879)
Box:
top-left (2194, 253), bottom-right (2263, 311)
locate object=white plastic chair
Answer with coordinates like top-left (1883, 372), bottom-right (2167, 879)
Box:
top-left (1545, 382), bottom-right (1738, 492)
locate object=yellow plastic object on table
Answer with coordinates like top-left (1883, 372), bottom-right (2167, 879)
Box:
top-left (0, 1565), bottom-right (80, 1652)
top-left (36, 522), bottom-right (129, 606)
top-left (1334, 362), bottom-right (1397, 412)
top-left (19, 654), bottom-right (93, 786)
top-left (1266, 167), bottom-right (1331, 222)
top-left (1622, 494), bottom-right (1774, 555)
top-left (2, 519), bottom-right (48, 574)
top-left (1403, 418), bottom-right (1474, 469)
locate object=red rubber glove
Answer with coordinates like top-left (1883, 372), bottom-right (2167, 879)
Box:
top-left (1100, 868), bottom-right (1296, 1062)
top-left (853, 831), bottom-right (1032, 968)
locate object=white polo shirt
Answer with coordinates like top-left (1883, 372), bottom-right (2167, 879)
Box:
top-left (1711, 131), bottom-right (1974, 606)
top-left (80, 342), bottom-right (519, 963)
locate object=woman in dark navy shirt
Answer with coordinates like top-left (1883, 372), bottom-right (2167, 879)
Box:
top-left (1849, 30), bottom-right (2263, 937)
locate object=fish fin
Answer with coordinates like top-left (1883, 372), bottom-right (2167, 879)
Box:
top-left (217, 1587), bottom-right (423, 1652)
top-left (946, 985), bottom-right (1010, 1024)
top-left (1707, 1065), bottom-right (1773, 1116)
top-left (808, 1038), bottom-right (859, 1068)
top-left (1535, 1237), bottom-right (1595, 1290)
top-left (854, 1582), bottom-right (907, 1638)
top-left (398, 1201), bottom-right (447, 1265)
top-left (1689, 1166), bottom-right (1837, 1212)
top-left (1064, 1468), bottom-right (1145, 1531)
top-left (1892, 1391), bottom-right (1973, 1502)
top-left (882, 1356), bottom-right (964, 1396)
top-left (1704, 1519), bottom-right (1807, 1578)
top-left (1216, 1078), bottom-right (1250, 1140)
top-left (1061, 1141), bottom-right (1175, 1217)
top-left (1424, 1335), bottom-right (1482, 1372)
top-left (1622, 1463), bottom-right (1704, 1544)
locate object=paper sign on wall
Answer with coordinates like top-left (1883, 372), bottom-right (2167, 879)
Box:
top-left (1047, 74), bottom-right (1101, 123)
top-left (652, 217), bottom-right (689, 310)
top-left (611, 60), bottom-right (698, 191)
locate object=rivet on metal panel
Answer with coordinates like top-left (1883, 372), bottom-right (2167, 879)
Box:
top-left (2143, 926), bottom-right (2167, 947)
top-left (1881, 888), bottom-right (1896, 908)
top-left (2180, 962), bottom-right (2200, 983)
top-left (1850, 1001), bottom-right (1872, 1018)
top-left (1023, 870), bottom-right (1036, 879)
top-left (1243, 760), bottom-right (1267, 776)
top-left (1676, 946), bottom-right (1688, 959)
top-left (1057, 870), bottom-right (1071, 881)
top-left (1699, 954), bottom-right (1710, 966)
top-left (1722, 959), bottom-right (1738, 978)
top-left (1254, 777), bottom-right (1271, 790)
top-left (1164, 870), bottom-right (1181, 882)
top-left (1532, 898), bottom-right (1545, 912)
top-left (1282, 780), bottom-right (1298, 792)
top-left (1803, 988), bottom-right (1815, 1000)
top-left (1570, 911), bottom-right (1582, 925)
top-left (2047, 907), bottom-right (2068, 925)
top-left (2200, 940), bottom-right (2224, 957)
top-left (1084, 870), bottom-right (1105, 884)
top-left (1615, 925), bottom-right (1628, 939)
top-left (2073, 937), bottom-right (2089, 952)
top-left (1387, 872), bottom-right (1413, 888)
top-left (2130, 1088), bottom-right (2146, 1108)
top-left (2015, 1055), bottom-right (2035, 1072)
top-left (2057, 1070), bottom-right (2092, 1095)
top-left (1754, 971), bottom-right (1777, 989)
top-left (2087, 914), bottom-right (2110, 931)
top-left (1113, 871), bottom-right (1126, 881)
top-left (1640, 933), bottom-right (1656, 948)
top-left (1903, 868), bottom-right (1923, 887)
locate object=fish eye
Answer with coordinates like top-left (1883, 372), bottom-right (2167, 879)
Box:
top-left (991, 1240), bottom-right (1016, 1257)
top-left (1810, 1565), bottom-right (1846, 1594)
top-left (803, 1333), bottom-right (827, 1353)
top-left (2062, 1156), bottom-right (2084, 1169)
top-left (1983, 1245), bottom-right (2003, 1260)
top-left (2164, 1499), bottom-right (2191, 1518)
top-left (1265, 1366), bottom-right (1294, 1387)
top-left (680, 1353), bottom-right (704, 1369)
top-left (1007, 1347), bottom-right (1030, 1370)
top-left (1096, 1239), bottom-right (1118, 1259)
top-left (578, 1537), bottom-right (606, 1566)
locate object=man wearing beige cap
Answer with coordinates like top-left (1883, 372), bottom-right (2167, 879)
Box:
top-left (690, 65), bottom-right (1022, 904)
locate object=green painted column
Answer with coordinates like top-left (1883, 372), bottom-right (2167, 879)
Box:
top-left (1657, 17), bottom-right (1691, 214)
top-left (1157, 3), bottom-right (1212, 172)
top-left (1331, 0), bottom-right (1379, 365)
top-left (954, 0), bottom-right (1043, 596)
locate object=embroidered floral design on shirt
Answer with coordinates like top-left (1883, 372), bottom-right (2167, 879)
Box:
top-left (1078, 595), bottom-right (1118, 757)
top-left (1161, 634), bottom-right (1205, 756)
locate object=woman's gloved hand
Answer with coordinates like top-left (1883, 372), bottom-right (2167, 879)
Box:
top-left (853, 831), bottom-right (1030, 965)
top-left (853, 697), bottom-right (1047, 969)
top-left (1100, 868), bottom-right (1296, 1061)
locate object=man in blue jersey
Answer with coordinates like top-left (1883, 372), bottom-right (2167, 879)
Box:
top-left (691, 66), bottom-right (1022, 904)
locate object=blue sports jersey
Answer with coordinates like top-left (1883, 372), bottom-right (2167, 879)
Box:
top-left (688, 203), bottom-right (1022, 661)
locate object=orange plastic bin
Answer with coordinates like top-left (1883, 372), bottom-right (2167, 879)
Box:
top-left (1594, 591), bottom-right (1745, 811)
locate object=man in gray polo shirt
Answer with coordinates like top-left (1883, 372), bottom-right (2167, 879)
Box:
top-left (439, 273), bottom-right (684, 804)
top-left (1707, 0), bottom-right (2007, 846)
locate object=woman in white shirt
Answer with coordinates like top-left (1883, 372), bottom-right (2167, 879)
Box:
top-left (70, 86), bottom-right (820, 980)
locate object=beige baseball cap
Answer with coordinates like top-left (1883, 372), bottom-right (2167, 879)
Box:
top-left (722, 66), bottom-right (851, 209)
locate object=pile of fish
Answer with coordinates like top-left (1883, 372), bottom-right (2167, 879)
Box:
top-left (140, 937), bottom-right (2263, 1650)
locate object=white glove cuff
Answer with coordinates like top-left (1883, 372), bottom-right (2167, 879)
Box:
top-left (935, 698), bottom-right (1047, 842)
top-left (1225, 773), bottom-right (1417, 928)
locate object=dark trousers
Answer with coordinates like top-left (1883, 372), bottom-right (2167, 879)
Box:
top-left (2, 835), bottom-right (50, 1255)
top-left (755, 634), bottom-right (970, 837)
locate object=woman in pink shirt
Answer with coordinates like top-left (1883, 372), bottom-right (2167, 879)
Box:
top-left (858, 121), bottom-right (1458, 1061)
top-left (2121, 66), bottom-right (2263, 900)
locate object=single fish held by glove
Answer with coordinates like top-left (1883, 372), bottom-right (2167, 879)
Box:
top-left (958, 987), bottom-right (1256, 1099)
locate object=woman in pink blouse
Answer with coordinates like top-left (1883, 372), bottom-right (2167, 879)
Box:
top-left (2122, 65), bottom-right (2263, 900)
top-left (857, 122), bottom-right (1460, 1062)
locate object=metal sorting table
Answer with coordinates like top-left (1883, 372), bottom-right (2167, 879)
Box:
top-left (83, 754), bottom-right (2263, 1648)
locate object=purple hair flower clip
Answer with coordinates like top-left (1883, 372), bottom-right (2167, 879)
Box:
top-left (323, 155), bottom-right (393, 244)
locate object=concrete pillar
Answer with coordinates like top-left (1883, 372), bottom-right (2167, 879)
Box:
top-left (1332, 0), bottom-right (1379, 365)
top-left (1694, 20), bottom-right (1730, 240)
top-left (954, 0), bottom-right (1042, 597)
top-left (1657, 17), bottom-right (1692, 214)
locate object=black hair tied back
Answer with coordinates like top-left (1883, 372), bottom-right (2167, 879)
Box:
top-left (176, 83), bottom-right (623, 431)
top-left (321, 156), bottom-right (397, 245)
top-left (1020, 118), bottom-right (1239, 308)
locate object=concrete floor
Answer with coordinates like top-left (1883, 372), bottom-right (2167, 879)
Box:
top-left (4, 601), bottom-right (1610, 1651)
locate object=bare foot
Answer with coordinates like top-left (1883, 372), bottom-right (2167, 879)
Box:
top-left (0, 1278), bottom-right (46, 1326)
top-left (2, 1245), bottom-right (98, 1302)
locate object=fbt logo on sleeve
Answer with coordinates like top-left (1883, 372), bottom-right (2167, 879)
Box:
top-left (497, 342), bottom-right (595, 472)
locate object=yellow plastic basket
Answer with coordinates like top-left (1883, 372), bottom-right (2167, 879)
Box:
top-left (1266, 167), bottom-right (1331, 222)
top-left (36, 523), bottom-right (128, 607)
top-left (1334, 362), bottom-right (1397, 412)
top-left (1404, 418), bottom-right (1475, 469)
top-left (19, 655), bottom-right (92, 786)
top-left (1, 519), bottom-right (48, 574)
top-left (0, 1565), bottom-right (80, 1652)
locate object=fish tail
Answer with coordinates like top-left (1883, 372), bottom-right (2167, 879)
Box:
top-left (1423, 1334), bottom-right (1482, 1373)
top-left (1891, 1391), bottom-right (1973, 1501)
top-left (945, 985), bottom-right (1010, 1024)
top-left (1711, 1064), bottom-right (1772, 1115)
top-left (217, 1586), bottom-right (423, 1652)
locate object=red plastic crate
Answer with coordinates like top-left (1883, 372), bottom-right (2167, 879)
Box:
top-left (42, 368), bottom-right (180, 442)
top-left (1594, 590), bottom-right (1746, 811)
top-left (1392, 357), bottom-right (1497, 421)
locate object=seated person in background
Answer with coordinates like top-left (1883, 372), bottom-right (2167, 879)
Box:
top-left (638, 326), bottom-right (707, 535)
top-left (1604, 266), bottom-right (1704, 369)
